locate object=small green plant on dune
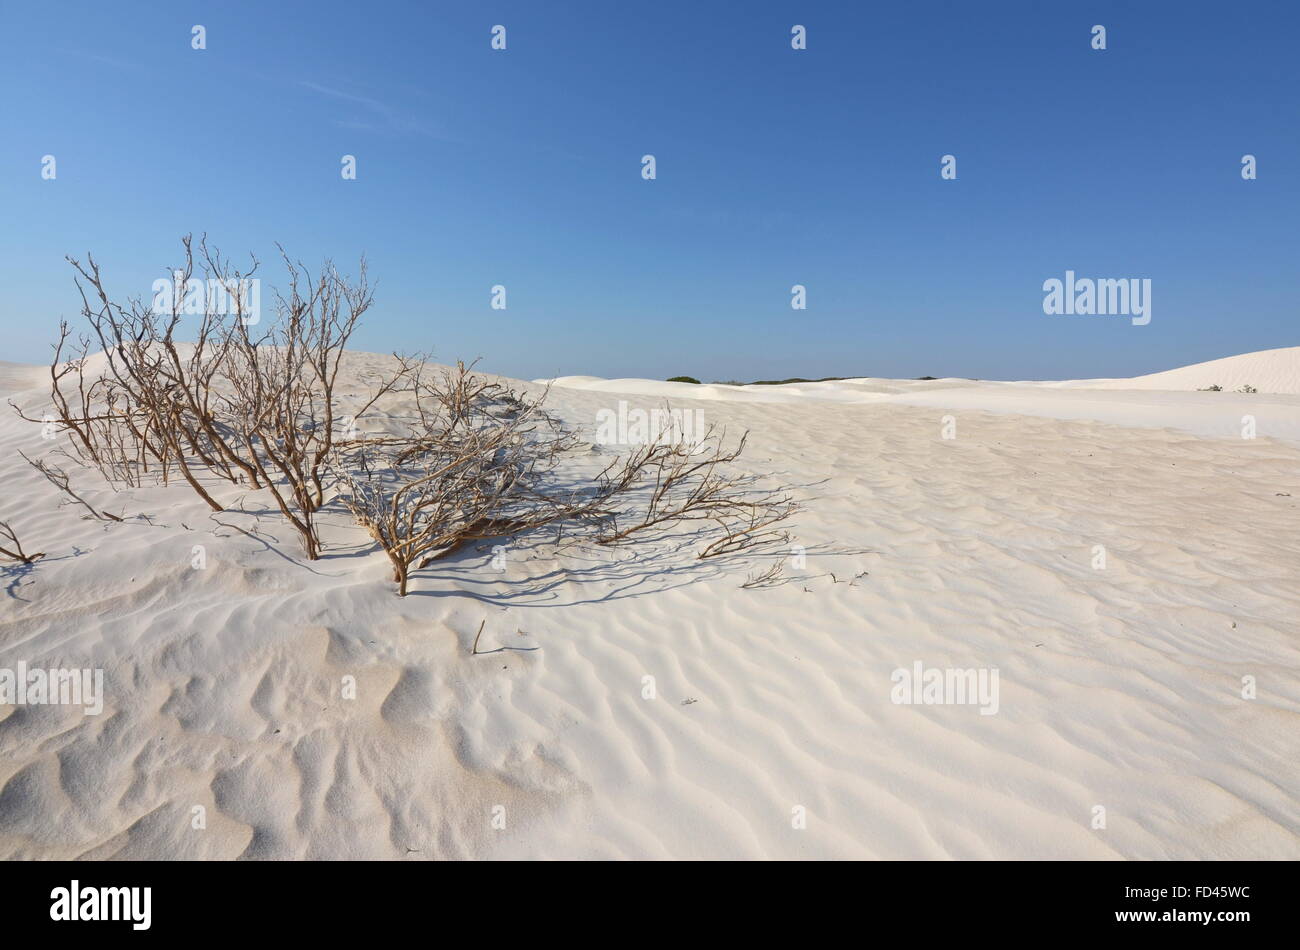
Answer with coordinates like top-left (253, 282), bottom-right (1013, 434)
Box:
top-left (1198, 384), bottom-right (1223, 391)
top-left (667, 376), bottom-right (701, 384)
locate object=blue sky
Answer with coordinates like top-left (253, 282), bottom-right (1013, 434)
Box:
top-left (1, 1), bottom-right (1296, 381)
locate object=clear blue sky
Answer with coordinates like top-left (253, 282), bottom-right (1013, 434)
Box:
top-left (1, 1), bottom-right (1296, 381)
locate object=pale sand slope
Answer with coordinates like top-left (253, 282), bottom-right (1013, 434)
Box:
top-left (542, 347), bottom-right (1300, 445)
top-left (1, 349), bottom-right (1297, 859)
top-left (1053, 346), bottom-right (1300, 394)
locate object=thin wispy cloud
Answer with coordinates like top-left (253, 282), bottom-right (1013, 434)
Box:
top-left (57, 48), bottom-right (151, 73)
top-left (299, 80), bottom-right (457, 141)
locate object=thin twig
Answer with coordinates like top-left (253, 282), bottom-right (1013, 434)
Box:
top-left (0, 521), bottom-right (44, 563)
top-left (20, 451), bottom-right (123, 521)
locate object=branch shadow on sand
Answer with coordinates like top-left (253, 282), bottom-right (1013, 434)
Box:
top-left (405, 525), bottom-right (871, 608)
top-left (2, 547), bottom-right (89, 601)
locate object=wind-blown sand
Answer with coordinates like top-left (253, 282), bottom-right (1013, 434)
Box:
top-left (1, 348), bottom-right (1297, 859)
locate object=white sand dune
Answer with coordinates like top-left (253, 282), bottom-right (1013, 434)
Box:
top-left (1051, 346), bottom-right (1300, 394)
top-left (541, 347), bottom-right (1300, 445)
top-left (1, 349), bottom-right (1297, 859)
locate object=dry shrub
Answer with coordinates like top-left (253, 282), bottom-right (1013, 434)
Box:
top-left (20, 237), bottom-right (798, 591)
top-left (329, 362), bottom-right (588, 594)
top-left (16, 236), bottom-right (406, 558)
top-left (332, 375), bottom-right (798, 595)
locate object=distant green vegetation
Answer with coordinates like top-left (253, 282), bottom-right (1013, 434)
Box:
top-left (709, 376), bottom-right (857, 386)
top-left (667, 376), bottom-right (701, 384)
top-left (707, 375), bottom-right (941, 386)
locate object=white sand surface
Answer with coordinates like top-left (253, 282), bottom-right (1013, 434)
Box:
top-left (1050, 346), bottom-right (1300, 394)
top-left (1, 348), bottom-right (1297, 859)
top-left (542, 347), bottom-right (1300, 445)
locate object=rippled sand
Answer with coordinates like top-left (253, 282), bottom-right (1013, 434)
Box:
top-left (1, 351), bottom-right (1297, 859)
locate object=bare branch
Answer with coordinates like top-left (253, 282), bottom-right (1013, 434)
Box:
top-left (0, 521), bottom-right (44, 563)
top-left (20, 451), bottom-right (124, 522)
